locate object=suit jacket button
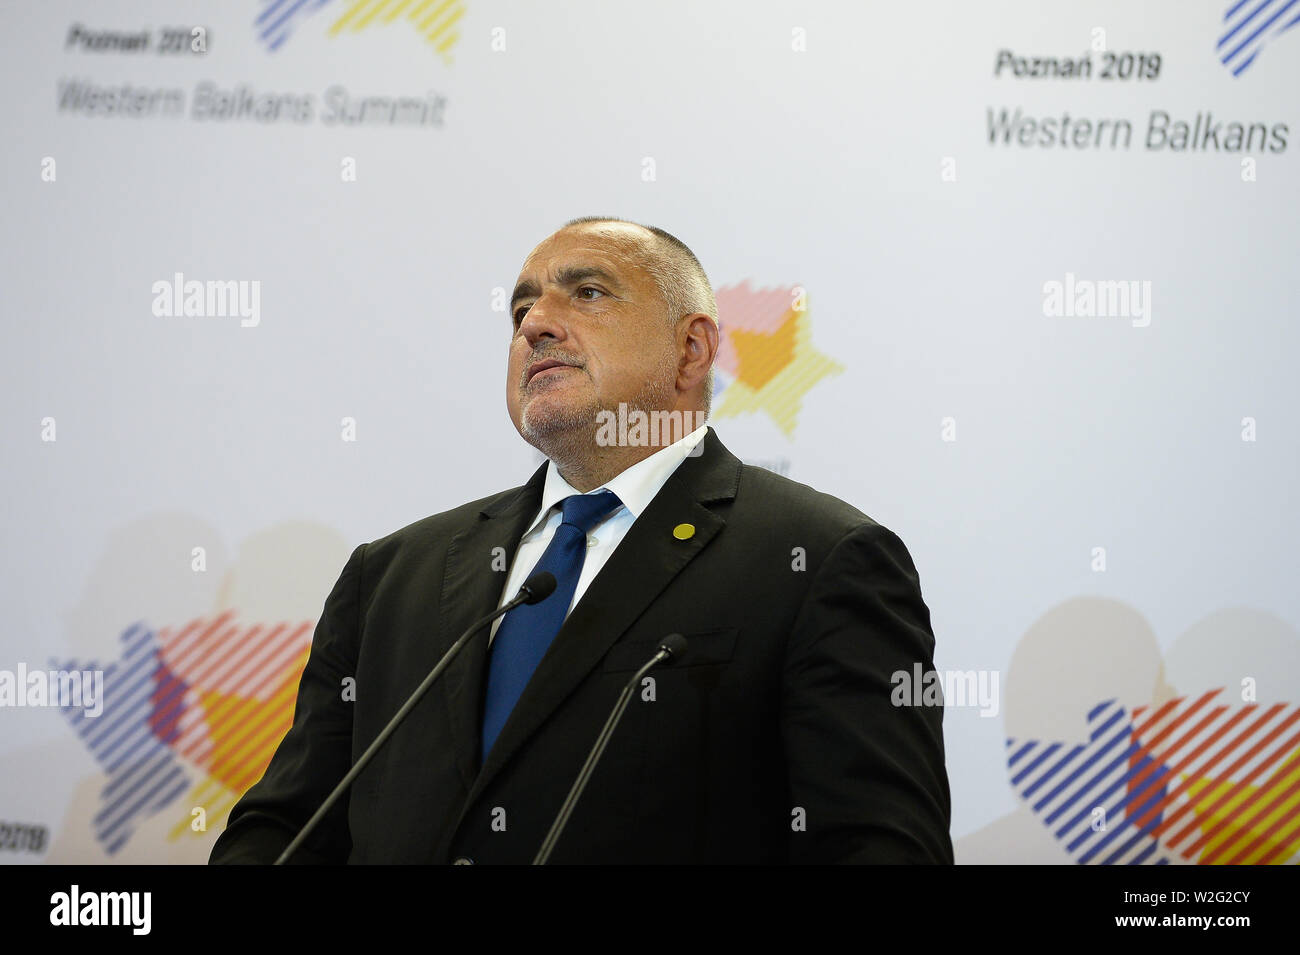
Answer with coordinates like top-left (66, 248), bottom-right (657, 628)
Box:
top-left (453, 857), bottom-right (474, 865)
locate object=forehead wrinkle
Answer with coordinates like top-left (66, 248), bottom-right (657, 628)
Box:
top-left (510, 252), bottom-right (639, 308)
top-left (566, 227), bottom-right (668, 310)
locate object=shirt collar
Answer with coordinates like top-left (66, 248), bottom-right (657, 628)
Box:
top-left (523, 422), bottom-right (710, 539)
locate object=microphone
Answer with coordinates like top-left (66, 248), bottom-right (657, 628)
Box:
top-left (532, 632), bottom-right (688, 865)
top-left (275, 571), bottom-right (557, 865)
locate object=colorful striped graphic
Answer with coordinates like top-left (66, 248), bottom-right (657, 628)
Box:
top-left (1131, 690), bottom-right (1300, 864)
top-left (256, 0), bottom-right (333, 51)
top-left (255, 0), bottom-right (466, 60)
top-left (56, 613), bottom-right (314, 855)
top-left (54, 624), bottom-right (191, 855)
top-left (1008, 689), bottom-right (1300, 864)
top-left (1219, 0), bottom-right (1300, 75)
top-left (712, 281), bottom-right (844, 438)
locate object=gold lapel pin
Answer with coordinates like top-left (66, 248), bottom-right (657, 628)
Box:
top-left (672, 523), bottom-right (696, 541)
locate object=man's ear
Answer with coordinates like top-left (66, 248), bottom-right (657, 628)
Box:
top-left (677, 314), bottom-right (718, 392)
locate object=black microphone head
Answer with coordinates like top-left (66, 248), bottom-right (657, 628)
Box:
top-left (521, 571), bottom-right (557, 604)
top-left (658, 633), bottom-right (688, 662)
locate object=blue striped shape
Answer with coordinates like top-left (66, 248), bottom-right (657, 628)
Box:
top-left (1076, 751), bottom-right (1173, 864)
top-left (257, 0), bottom-right (334, 52)
top-left (56, 624), bottom-right (191, 855)
top-left (1220, 0), bottom-right (1300, 75)
top-left (1007, 700), bottom-right (1172, 865)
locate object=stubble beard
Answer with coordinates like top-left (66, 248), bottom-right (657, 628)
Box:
top-left (520, 348), bottom-right (679, 474)
top-left (519, 380), bottom-right (600, 466)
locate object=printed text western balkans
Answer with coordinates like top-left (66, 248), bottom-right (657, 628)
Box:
top-left (987, 109), bottom-right (1288, 152)
top-left (55, 80), bottom-right (447, 127)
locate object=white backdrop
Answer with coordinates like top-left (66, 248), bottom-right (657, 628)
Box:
top-left (2, 0), bottom-right (1298, 864)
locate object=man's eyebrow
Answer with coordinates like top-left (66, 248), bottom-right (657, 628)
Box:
top-left (510, 278), bottom-right (540, 309)
top-left (510, 266), bottom-right (622, 309)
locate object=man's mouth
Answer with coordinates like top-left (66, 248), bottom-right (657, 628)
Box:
top-left (526, 358), bottom-right (578, 383)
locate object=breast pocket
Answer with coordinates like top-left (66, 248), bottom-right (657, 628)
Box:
top-left (601, 627), bottom-right (738, 672)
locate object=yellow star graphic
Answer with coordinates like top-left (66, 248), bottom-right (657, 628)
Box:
top-left (1177, 745), bottom-right (1300, 864)
top-left (714, 306), bottom-right (843, 438)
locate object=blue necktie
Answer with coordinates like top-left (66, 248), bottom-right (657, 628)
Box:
top-left (480, 489), bottom-right (623, 762)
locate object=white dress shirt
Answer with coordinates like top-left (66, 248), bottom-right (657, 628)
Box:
top-left (488, 423), bottom-right (709, 645)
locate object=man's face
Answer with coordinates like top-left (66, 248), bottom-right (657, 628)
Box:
top-left (506, 224), bottom-right (678, 449)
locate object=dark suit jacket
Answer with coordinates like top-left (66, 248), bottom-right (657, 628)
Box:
top-left (210, 427), bottom-right (952, 864)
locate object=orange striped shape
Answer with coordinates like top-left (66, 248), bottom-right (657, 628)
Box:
top-left (1127, 691), bottom-right (1300, 863)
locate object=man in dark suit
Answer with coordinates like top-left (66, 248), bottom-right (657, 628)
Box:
top-left (210, 217), bottom-right (952, 864)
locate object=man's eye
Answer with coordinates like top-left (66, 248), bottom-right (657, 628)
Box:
top-left (576, 286), bottom-right (604, 301)
top-left (513, 305), bottom-right (530, 324)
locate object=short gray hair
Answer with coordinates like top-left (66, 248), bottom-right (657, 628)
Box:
top-left (562, 216), bottom-right (717, 327)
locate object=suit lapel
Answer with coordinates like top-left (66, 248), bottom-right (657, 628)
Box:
top-left (461, 427), bottom-right (742, 811)
top-left (438, 460), bottom-right (548, 789)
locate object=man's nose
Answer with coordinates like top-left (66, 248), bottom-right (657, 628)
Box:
top-left (519, 290), bottom-right (569, 345)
